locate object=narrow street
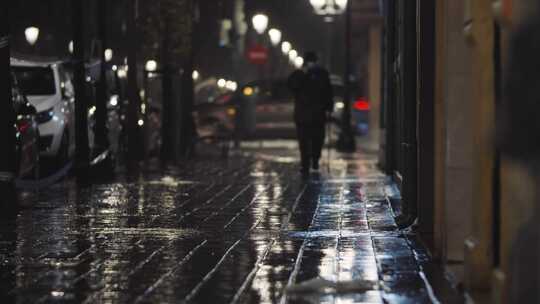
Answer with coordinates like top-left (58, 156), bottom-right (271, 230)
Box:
top-left (0, 142), bottom-right (461, 303)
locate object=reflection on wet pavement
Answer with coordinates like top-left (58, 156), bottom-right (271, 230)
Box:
top-left (0, 149), bottom-right (461, 303)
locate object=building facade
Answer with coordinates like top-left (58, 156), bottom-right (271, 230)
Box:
top-left (378, 0), bottom-right (539, 302)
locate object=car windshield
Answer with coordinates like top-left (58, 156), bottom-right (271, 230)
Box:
top-left (13, 66), bottom-right (56, 95)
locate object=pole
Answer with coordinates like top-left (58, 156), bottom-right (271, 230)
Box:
top-left (336, 0), bottom-right (356, 152)
top-left (73, 0), bottom-right (90, 175)
top-left (180, 57), bottom-right (195, 158)
top-left (142, 71), bottom-right (148, 159)
top-left (326, 20), bottom-right (333, 69)
top-left (0, 4), bottom-right (17, 204)
top-left (160, 18), bottom-right (174, 162)
top-left (179, 0), bottom-right (198, 158)
top-left (126, 0), bottom-right (141, 166)
top-left (95, 0), bottom-right (110, 153)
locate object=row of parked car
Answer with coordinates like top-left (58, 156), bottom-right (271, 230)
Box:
top-left (9, 57), bottom-right (368, 180)
top-left (194, 77), bottom-right (370, 142)
top-left (9, 57), bottom-right (121, 180)
top-left (9, 58), bottom-right (78, 180)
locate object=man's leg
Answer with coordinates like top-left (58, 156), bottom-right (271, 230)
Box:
top-left (311, 122), bottom-right (326, 170)
top-left (296, 123), bottom-right (311, 175)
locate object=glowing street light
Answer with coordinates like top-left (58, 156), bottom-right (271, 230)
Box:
top-left (117, 68), bottom-right (127, 79)
top-left (288, 49), bottom-right (298, 63)
top-left (309, 0), bottom-right (348, 15)
top-left (294, 57), bottom-right (304, 69)
top-left (217, 78), bottom-right (227, 88)
top-left (104, 49), bottom-right (113, 62)
top-left (268, 28), bottom-right (282, 46)
top-left (281, 41), bottom-right (292, 55)
top-left (145, 60), bottom-right (157, 72)
top-left (252, 14), bottom-right (269, 35)
top-left (336, 0), bottom-right (348, 9)
top-left (68, 41), bottom-right (73, 54)
top-left (25, 27), bottom-right (39, 46)
top-left (225, 80), bottom-right (238, 91)
top-left (310, 0), bottom-right (326, 10)
top-left (192, 70), bottom-right (200, 81)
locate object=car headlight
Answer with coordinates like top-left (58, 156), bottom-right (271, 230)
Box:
top-left (36, 107), bottom-right (54, 124)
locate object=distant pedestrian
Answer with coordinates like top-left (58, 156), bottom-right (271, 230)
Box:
top-left (287, 52), bottom-right (333, 177)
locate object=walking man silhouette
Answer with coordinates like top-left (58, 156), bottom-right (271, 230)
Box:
top-left (287, 52), bottom-right (334, 178)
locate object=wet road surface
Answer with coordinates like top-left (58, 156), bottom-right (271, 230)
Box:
top-left (0, 142), bottom-right (462, 303)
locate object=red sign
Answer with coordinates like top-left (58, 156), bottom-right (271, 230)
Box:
top-left (247, 45), bottom-right (269, 65)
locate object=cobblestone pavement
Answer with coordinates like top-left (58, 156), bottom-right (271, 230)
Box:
top-left (0, 143), bottom-right (462, 303)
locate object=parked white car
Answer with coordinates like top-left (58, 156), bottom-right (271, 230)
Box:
top-left (11, 58), bottom-right (75, 161)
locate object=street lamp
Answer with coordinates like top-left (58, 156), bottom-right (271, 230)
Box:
top-left (309, 0), bottom-right (354, 151)
top-left (335, 0), bottom-right (348, 9)
top-left (192, 70), bottom-right (200, 81)
top-left (268, 28), bottom-right (282, 46)
top-left (117, 68), bottom-right (127, 79)
top-left (294, 57), bottom-right (304, 69)
top-left (145, 60), bottom-right (157, 72)
top-left (226, 80), bottom-right (238, 91)
top-left (24, 27), bottom-right (39, 46)
top-left (288, 49), bottom-right (298, 63)
top-left (281, 41), bottom-right (292, 55)
top-left (68, 41), bottom-right (73, 54)
top-left (104, 49), bottom-right (113, 62)
top-left (310, 0), bottom-right (326, 10)
top-left (217, 78), bottom-right (227, 88)
top-left (309, 0), bottom-right (347, 15)
top-left (252, 14), bottom-right (269, 34)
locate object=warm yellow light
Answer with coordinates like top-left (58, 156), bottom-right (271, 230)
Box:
top-left (243, 86), bottom-right (254, 96)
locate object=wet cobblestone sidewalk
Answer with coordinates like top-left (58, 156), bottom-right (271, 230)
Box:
top-left (0, 148), bottom-right (462, 303)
